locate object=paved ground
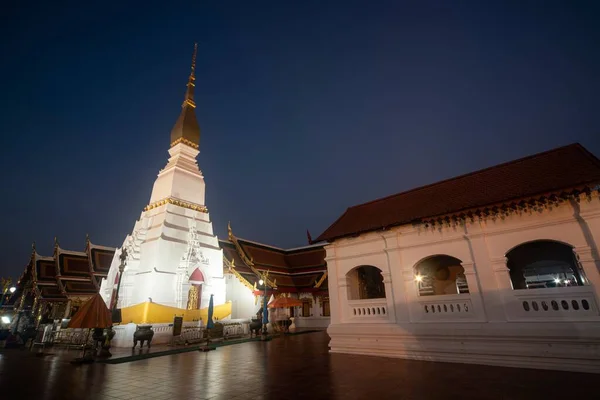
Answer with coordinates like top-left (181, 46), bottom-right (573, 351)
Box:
top-left (0, 331), bottom-right (597, 400)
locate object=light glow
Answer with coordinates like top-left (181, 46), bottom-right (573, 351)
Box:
top-left (415, 275), bottom-right (423, 282)
top-left (9, 287), bottom-right (16, 293)
top-left (259, 279), bottom-right (264, 286)
top-left (554, 278), bottom-right (561, 284)
top-left (1, 316), bottom-right (10, 324)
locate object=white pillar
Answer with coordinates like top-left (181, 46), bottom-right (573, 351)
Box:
top-left (325, 247), bottom-right (343, 325)
top-left (380, 271), bottom-right (397, 323)
top-left (490, 257), bottom-right (511, 321)
top-left (460, 261), bottom-right (486, 322)
top-left (574, 246), bottom-right (600, 306)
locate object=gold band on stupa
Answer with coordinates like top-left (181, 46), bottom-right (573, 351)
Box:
top-left (144, 197), bottom-right (208, 213)
top-left (170, 137), bottom-right (199, 149)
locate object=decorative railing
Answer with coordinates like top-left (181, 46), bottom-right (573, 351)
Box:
top-left (178, 326), bottom-right (204, 343)
top-left (508, 286), bottom-right (599, 320)
top-left (348, 299), bottom-right (388, 322)
top-left (33, 327), bottom-right (93, 349)
top-left (223, 323), bottom-right (245, 338)
top-left (416, 294), bottom-right (475, 321)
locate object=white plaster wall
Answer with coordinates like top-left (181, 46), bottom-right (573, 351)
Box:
top-left (326, 195), bottom-right (600, 373)
top-left (149, 143), bottom-right (206, 205)
top-left (225, 273), bottom-right (260, 319)
top-left (294, 317), bottom-right (330, 329)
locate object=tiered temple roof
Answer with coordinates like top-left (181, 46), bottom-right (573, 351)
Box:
top-left (222, 224), bottom-right (328, 296)
top-left (8, 237), bottom-right (116, 306)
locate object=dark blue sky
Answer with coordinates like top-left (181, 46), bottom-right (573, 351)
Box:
top-left (2, 1), bottom-right (599, 278)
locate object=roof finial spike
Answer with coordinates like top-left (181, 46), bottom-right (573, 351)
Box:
top-left (170, 43), bottom-right (201, 149)
top-left (183, 42), bottom-right (198, 109)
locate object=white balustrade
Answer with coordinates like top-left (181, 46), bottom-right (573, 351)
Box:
top-left (507, 286), bottom-right (599, 321)
top-left (348, 299), bottom-right (388, 322)
top-left (416, 294), bottom-right (476, 321)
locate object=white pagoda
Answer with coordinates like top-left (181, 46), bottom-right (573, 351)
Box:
top-left (100, 44), bottom-right (225, 313)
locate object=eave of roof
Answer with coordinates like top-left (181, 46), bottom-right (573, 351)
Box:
top-left (317, 143), bottom-right (600, 242)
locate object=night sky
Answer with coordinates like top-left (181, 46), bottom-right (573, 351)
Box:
top-left (2, 1), bottom-right (599, 279)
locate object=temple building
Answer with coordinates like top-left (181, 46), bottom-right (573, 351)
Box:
top-left (99, 45), bottom-right (330, 325)
top-left (222, 224), bottom-right (329, 328)
top-left (5, 237), bottom-right (115, 324)
top-left (318, 143), bottom-right (600, 373)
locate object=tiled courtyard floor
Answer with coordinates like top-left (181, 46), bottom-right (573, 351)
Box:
top-left (0, 331), bottom-right (597, 400)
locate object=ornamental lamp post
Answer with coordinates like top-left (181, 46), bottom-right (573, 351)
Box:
top-left (0, 278), bottom-right (15, 310)
top-left (259, 270), bottom-right (272, 338)
top-left (113, 248), bottom-right (128, 312)
top-left (101, 248), bottom-right (128, 357)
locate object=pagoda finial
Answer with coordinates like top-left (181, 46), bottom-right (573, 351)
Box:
top-left (32, 241), bottom-right (36, 252)
top-left (54, 236), bottom-right (59, 247)
top-left (170, 43), bottom-right (201, 149)
top-left (183, 42), bottom-right (198, 109)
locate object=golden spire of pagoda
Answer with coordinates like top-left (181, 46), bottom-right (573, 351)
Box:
top-left (183, 42), bottom-right (198, 109)
top-left (170, 43), bottom-right (201, 149)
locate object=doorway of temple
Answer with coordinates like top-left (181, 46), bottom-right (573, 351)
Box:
top-left (187, 268), bottom-right (205, 310)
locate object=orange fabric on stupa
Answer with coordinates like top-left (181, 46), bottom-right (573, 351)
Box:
top-left (68, 293), bottom-right (112, 328)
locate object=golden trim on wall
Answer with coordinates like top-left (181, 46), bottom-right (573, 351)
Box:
top-left (314, 271), bottom-right (328, 288)
top-left (228, 222), bottom-right (277, 288)
top-left (224, 258), bottom-right (255, 291)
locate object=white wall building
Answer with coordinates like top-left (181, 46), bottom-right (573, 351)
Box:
top-left (318, 144), bottom-right (600, 373)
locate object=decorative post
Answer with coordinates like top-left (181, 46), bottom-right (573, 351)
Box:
top-left (259, 270), bottom-right (271, 339)
top-left (0, 278), bottom-right (13, 310)
top-left (101, 248), bottom-right (128, 357)
top-left (113, 248), bottom-right (128, 312)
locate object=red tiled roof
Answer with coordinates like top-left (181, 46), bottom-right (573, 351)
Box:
top-left (317, 143), bottom-right (600, 242)
top-left (12, 240), bottom-right (116, 304)
top-left (220, 239), bottom-right (327, 291)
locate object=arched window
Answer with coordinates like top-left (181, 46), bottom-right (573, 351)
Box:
top-left (506, 240), bottom-right (586, 290)
top-left (415, 255), bottom-right (469, 296)
top-left (346, 266), bottom-right (386, 300)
